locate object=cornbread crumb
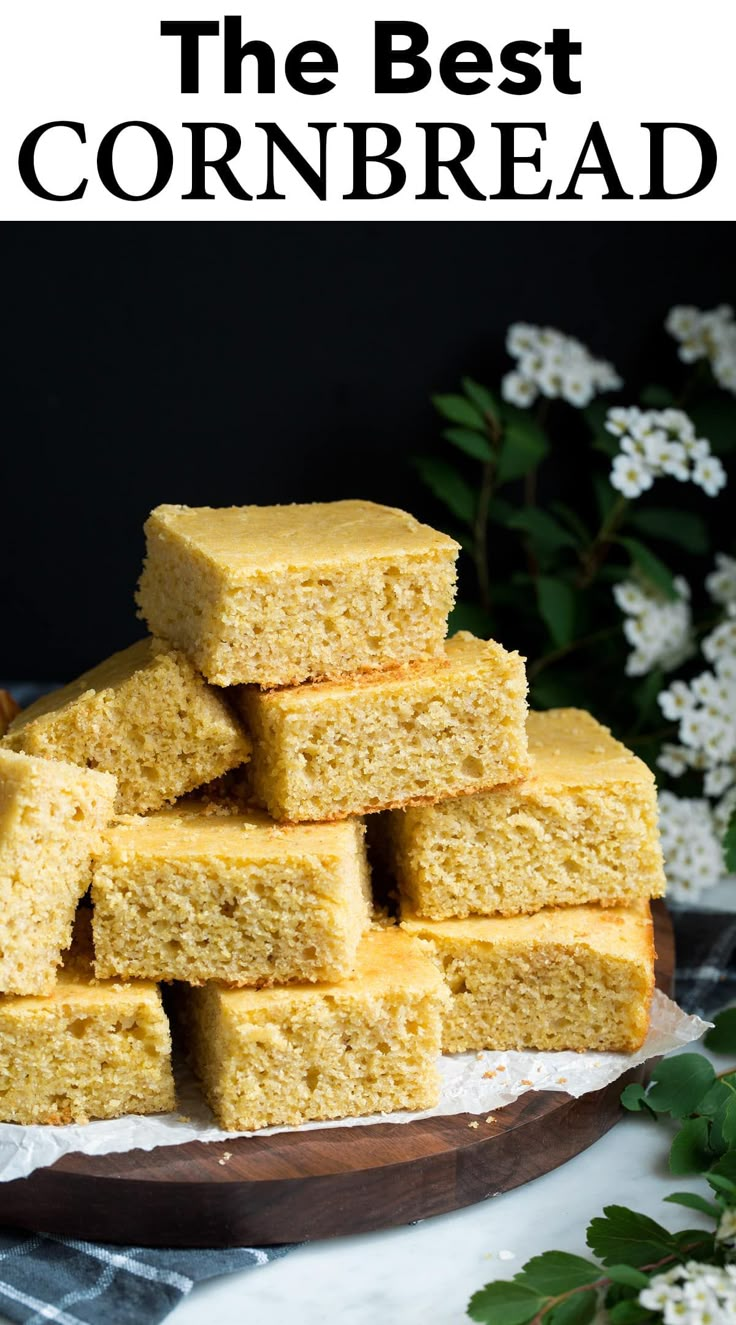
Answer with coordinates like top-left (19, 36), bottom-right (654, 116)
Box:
top-left (2, 639), bottom-right (250, 815)
top-left (177, 929), bottom-right (447, 1130)
top-left (402, 901), bottom-right (655, 1054)
top-left (0, 749), bottom-right (116, 995)
top-left (92, 807), bottom-right (371, 985)
top-left (0, 914), bottom-right (174, 1124)
top-left (238, 633), bottom-right (529, 823)
top-left (386, 709), bottom-right (665, 919)
top-left (136, 500), bottom-right (459, 687)
top-left (468, 1120), bottom-right (479, 1129)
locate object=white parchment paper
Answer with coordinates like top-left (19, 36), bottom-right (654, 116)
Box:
top-left (0, 990), bottom-right (708, 1182)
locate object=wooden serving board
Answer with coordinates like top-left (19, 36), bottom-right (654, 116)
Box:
top-left (0, 904), bottom-right (673, 1247)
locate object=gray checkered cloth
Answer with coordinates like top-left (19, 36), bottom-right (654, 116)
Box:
top-left (0, 1234), bottom-right (291, 1324)
top-left (0, 683), bottom-right (733, 1325)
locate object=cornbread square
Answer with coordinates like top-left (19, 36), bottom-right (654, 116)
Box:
top-left (136, 500), bottom-right (459, 687)
top-left (2, 638), bottom-right (251, 815)
top-left (0, 749), bottom-right (116, 996)
top-left (177, 928), bottom-right (447, 1130)
top-left (237, 632), bottom-right (529, 823)
top-left (387, 708), bottom-right (666, 919)
top-left (0, 915), bottom-right (175, 1124)
top-left (402, 901), bottom-right (655, 1054)
top-left (92, 807), bottom-right (372, 985)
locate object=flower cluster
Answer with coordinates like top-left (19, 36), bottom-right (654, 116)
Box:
top-left (657, 790), bottom-right (726, 903)
top-left (666, 303), bottom-right (736, 396)
top-left (613, 577), bottom-right (693, 677)
top-left (639, 1260), bottom-right (736, 1324)
top-left (658, 558), bottom-right (736, 792)
top-left (501, 323), bottom-right (621, 409)
top-left (606, 406), bottom-right (727, 499)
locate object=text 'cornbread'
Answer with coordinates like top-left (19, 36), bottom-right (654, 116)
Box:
top-left (92, 806), bottom-right (372, 985)
top-left (237, 632), bottom-right (529, 822)
top-left (402, 901), bottom-right (655, 1054)
top-left (136, 500), bottom-right (459, 687)
top-left (177, 928), bottom-right (447, 1130)
top-left (2, 638), bottom-right (251, 815)
top-left (386, 708), bottom-right (666, 919)
top-left (0, 914), bottom-right (174, 1125)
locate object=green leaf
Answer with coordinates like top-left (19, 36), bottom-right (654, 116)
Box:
top-left (709, 1092), bottom-right (736, 1155)
top-left (689, 398), bottom-right (736, 455)
top-left (432, 392), bottom-right (486, 429)
top-left (606, 1266), bottom-right (651, 1290)
top-left (644, 1055), bottom-right (716, 1118)
top-left (639, 384), bottom-right (675, 408)
top-left (550, 502), bottom-right (592, 545)
top-left (584, 400), bottom-right (610, 436)
top-left (626, 508), bottom-right (709, 555)
top-left (593, 472), bottom-right (617, 521)
top-left (663, 1191), bottom-right (721, 1219)
top-left (462, 376), bottom-right (501, 429)
top-left (467, 1281), bottom-right (545, 1325)
top-left (412, 456), bottom-right (476, 526)
top-left (705, 1009), bottom-right (736, 1056)
top-left (506, 509), bottom-right (579, 554)
top-left (706, 1173), bottom-right (736, 1197)
top-left (448, 601), bottom-right (492, 638)
top-left (617, 537), bottom-right (677, 600)
top-left (496, 407), bottom-right (550, 482)
top-left (620, 1083), bottom-right (657, 1117)
top-left (487, 497), bottom-right (515, 524)
top-left (669, 1116), bottom-right (713, 1175)
top-left (592, 434), bottom-right (620, 458)
top-left (723, 806), bottom-right (736, 873)
top-left (707, 1149), bottom-right (736, 1184)
top-left (695, 1080), bottom-right (733, 1117)
top-left (516, 1252), bottom-right (601, 1296)
top-left (442, 427), bottom-right (494, 463)
top-left (607, 1302), bottom-right (653, 1324)
top-left (547, 1290), bottom-right (598, 1325)
top-left (586, 1205), bottom-right (678, 1267)
top-left (537, 577), bottom-right (576, 648)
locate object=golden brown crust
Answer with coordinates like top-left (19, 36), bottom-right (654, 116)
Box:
top-left (269, 774), bottom-right (529, 825)
top-left (0, 690), bottom-right (20, 738)
top-left (254, 652), bottom-right (451, 694)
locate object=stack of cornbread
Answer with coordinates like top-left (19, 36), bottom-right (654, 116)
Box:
top-left (0, 500), bottom-right (665, 1132)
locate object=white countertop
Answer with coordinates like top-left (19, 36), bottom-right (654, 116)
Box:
top-left (165, 1041), bottom-right (722, 1325)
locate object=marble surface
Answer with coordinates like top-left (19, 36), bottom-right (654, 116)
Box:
top-left (166, 1041), bottom-right (724, 1325)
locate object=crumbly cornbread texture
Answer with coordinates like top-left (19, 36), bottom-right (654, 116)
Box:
top-left (0, 749), bottom-right (116, 996)
top-left (136, 501), bottom-right (459, 687)
top-left (237, 632), bottom-right (529, 823)
top-left (92, 806), bottom-right (372, 985)
top-left (178, 928), bottom-right (447, 1130)
top-left (0, 914), bottom-right (175, 1124)
top-left (402, 901), bottom-right (655, 1054)
top-left (2, 638), bottom-right (250, 815)
top-left (387, 708), bottom-right (666, 919)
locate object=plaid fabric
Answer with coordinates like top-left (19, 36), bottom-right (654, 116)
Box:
top-left (672, 908), bottom-right (736, 1018)
top-left (0, 1233), bottom-right (292, 1324)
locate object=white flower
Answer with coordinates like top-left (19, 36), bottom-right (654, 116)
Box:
top-left (501, 371), bottom-right (537, 408)
top-left (707, 554), bottom-right (736, 607)
top-left (659, 743), bottom-right (691, 777)
top-left (610, 452), bottom-right (655, 498)
top-left (502, 323), bottom-right (622, 410)
top-left (657, 791), bottom-right (725, 901)
top-left (614, 577), bottom-right (694, 676)
top-left (693, 454), bottom-right (727, 497)
top-left (659, 680), bottom-right (698, 722)
top-left (666, 303), bottom-right (736, 398)
top-left (606, 406), bottom-right (728, 500)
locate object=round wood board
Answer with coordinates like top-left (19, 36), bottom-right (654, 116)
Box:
top-left (0, 904), bottom-right (673, 1247)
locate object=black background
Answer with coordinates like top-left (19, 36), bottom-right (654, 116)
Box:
top-left (3, 221), bottom-right (732, 680)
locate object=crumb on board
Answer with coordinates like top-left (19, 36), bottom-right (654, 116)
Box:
top-left (485, 1116), bottom-right (496, 1124)
top-left (520, 1079), bottom-right (532, 1086)
top-left (557, 1077), bottom-right (567, 1085)
top-left (217, 1151), bottom-right (233, 1165)
top-left (468, 1120), bottom-right (480, 1129)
